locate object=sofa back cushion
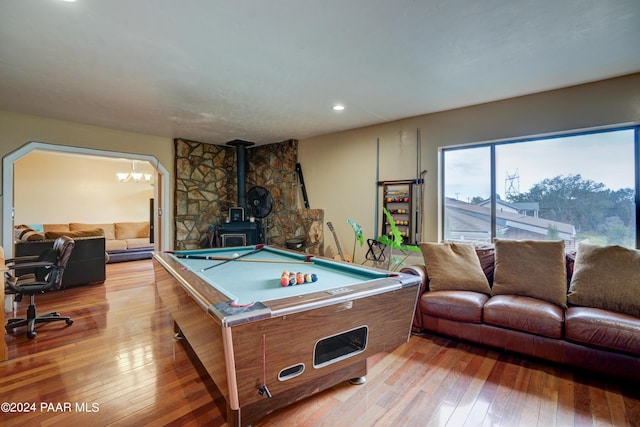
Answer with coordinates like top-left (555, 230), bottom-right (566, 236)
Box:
top-left (473, 243), bottom-right (495, 285)
top-left (45, 228), bottom-right (105, 239)
top-left (420, 242), bottom-right (491, 295)
top-left (115, 222), bottom-right (150, 240)
top-left (492, 239), bottom-right (567, 308)
top-left (43, 224), bottom-right (70, 233)
top-left (567, 243), bottom-right (640, 317)
top-left (70, 223), bottom-right (116, 240)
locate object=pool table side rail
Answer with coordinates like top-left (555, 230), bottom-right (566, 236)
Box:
top-left (210, 276), bottom-right (413, 327)
top-left (153, 252), bottom-right (230, 313)
top-left (155, 250), bottom-right (422, 327)
top-left (249, 274), bottom-right (419, 319)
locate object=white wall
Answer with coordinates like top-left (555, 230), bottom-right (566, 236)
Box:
top-left (0, 109), bottom-right (173, 251)
top-left (14, 151), bottom-right (154, 225)
top-left (299, 73), bottom-right (640, 261)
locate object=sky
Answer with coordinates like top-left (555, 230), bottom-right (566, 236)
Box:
top-left (444, 128), bottom-right (636, 202)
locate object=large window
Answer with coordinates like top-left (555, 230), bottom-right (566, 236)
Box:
top-left (441, 126), bottom-right (639, 249)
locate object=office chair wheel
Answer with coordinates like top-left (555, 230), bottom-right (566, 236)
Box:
top-left (28, 331), bottom-right (37, 339)
top-left (66, 319), bottom-right (73, 325)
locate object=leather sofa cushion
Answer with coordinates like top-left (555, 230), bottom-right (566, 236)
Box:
top-left (565, 307), bottom-right (640, 355)
top-left (483, 295), bottom-right (564, 339)
top-left (420, 290), bottom-right (488, 324)
top-left (474, 243), bottom-right (495, 285)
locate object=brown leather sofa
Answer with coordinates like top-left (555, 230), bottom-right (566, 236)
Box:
top-left (401, 241), bottom-right (640, 382)
top-left (14, 237), bottom-right (106, 287)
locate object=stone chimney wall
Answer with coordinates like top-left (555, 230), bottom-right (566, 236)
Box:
top-left (174, 138), bottom-right (323, 255)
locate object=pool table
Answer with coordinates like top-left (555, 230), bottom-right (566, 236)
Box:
top-left (152, 245), bottom-right (421, 427)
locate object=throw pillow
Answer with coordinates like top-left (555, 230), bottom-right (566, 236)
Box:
top-left (419, 242), bottom-right (491, 295)
top-left (492, 239), bottom-right (567, 308)
top-left (28, 224), bottom-right (44, 233)
top-left (14, 225), bottom-right (45, 241)
top-left (567, 243), bottom-right (640, 318)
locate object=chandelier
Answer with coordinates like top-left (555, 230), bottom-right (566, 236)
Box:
top-left (116, 161), bottom-right (152, 183)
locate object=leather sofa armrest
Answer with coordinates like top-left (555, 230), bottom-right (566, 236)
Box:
top-left (400, 265), bottom-right (427, 295)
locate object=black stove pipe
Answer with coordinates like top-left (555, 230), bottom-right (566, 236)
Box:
top-left (227, 139), bottom-right (255, 211)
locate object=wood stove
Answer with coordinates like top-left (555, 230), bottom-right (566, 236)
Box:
top-left (218, 140), bottom-right (265, 247)
top-left (218, 220), bottom-right (262, 247)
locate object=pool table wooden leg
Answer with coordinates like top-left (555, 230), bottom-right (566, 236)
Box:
top-left (173, 320), bottom-right (184, 340)
top-left (349, 376), bottom-right (366, 385)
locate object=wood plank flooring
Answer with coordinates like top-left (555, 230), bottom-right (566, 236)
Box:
top-left (1, 259), bottom-right (639, 426)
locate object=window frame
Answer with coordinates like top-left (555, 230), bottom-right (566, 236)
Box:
top-left (439, 124), bottom-right (640, 249)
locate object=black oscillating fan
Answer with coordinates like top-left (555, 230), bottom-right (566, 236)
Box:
top-left (246, 186), bottom-right (273, 218)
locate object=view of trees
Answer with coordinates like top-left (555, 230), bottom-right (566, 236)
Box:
top-left (505, 174), bottom-right (635, 245)
top-left (444, 127), bottom-right (638, 248)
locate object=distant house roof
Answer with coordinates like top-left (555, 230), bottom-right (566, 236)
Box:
top-left (478, 198), bottom-right (518, 211)
top-left (477, 199), bottom-right (540, 213)
top-left (511, 201), bottom-right (540, 211)
top-left (445, 197), bottom-right (576, 241)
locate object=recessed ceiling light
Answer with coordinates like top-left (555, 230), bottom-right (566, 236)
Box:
top-left (333, 105), bottom-right (345, 111)
top-left (63, 0), bottom-right (77, 2)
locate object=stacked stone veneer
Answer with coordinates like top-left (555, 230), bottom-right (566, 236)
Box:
top-left (174, 138), bottom-right (324, 255)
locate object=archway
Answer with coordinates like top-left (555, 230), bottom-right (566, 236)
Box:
top-left (2, 141), bottom-right (170, 256)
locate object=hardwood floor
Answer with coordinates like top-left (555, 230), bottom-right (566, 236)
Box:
top-left (1, 260), bottom-right (639, 426)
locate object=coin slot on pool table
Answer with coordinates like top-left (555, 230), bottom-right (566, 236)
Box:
top-left (313, 325), bottom-right (368, 368)
top-left (278, 363), bottom-right (305, 381)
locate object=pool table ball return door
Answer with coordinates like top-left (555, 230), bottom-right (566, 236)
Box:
top-left (152, 248), bottom-right (421, 427)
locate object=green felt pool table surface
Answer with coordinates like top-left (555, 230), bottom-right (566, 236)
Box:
top-left (170, 245), bottom-right (389, 306)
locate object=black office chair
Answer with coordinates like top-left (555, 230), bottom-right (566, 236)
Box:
top-left (5, 235), bottom-right (75, 339)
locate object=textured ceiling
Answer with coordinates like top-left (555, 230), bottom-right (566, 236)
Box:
top-left (1, 0), bottom-right (639, 145)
